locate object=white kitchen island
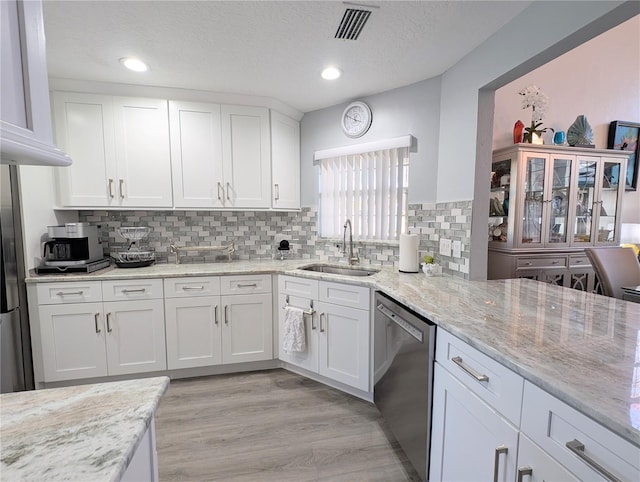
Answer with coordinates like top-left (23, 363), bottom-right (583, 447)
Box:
top-left (0, 376), bottom-right (168, 481)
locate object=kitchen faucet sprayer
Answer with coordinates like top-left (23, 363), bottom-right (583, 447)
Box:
top-left (342, 219), bottom-right (359, 265)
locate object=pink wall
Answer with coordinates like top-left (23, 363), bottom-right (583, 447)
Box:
top-left (493, 15), bottom-right (640, 222)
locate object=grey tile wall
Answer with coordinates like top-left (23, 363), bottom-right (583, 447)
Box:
top-left (79, 201), bottom-right (472, 278)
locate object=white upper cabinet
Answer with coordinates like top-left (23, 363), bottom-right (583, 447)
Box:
top-left (221, 105), bottom-right (271, 208)
top-left (53, 92), bottom-right (172, 208)
top-left (53, 92), bottom-right (116, 206)
top-left (169, 101), bottom-right (224, 208)
top-left (0, 0), bottom-right (71, 166)
top-left (270, 110), bottom-right (300, 210)
top-left (112, 97), bottom-right (173, 207)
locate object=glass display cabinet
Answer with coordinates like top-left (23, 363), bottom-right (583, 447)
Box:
top-left (487, 144), bottom-right (628, 292)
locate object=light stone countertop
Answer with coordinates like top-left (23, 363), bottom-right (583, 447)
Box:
top-left (0, 376), bottom-right (169, 481)
top-left (26, 260), bottom-right (640, 447)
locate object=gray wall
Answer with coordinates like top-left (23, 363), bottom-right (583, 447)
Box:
top-left (300, 76), bottom-right (442, 207)
top-left (300, 0), bottom-right (636, 279)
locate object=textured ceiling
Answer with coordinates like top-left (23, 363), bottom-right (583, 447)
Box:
top-left (43, 1), bottom-right (532, 113)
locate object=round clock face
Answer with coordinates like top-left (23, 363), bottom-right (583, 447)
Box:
top-left (341, 101), bottom-right (372, 138)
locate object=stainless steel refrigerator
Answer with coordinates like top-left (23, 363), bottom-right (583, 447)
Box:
top-left (1, 163), bottom-right (33, 392)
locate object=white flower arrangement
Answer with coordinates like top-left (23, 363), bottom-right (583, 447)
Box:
top-left (518, 85), bottom-right (552, 142)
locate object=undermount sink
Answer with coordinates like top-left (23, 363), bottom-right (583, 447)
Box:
top-left (298, 264), bottom-right (379, 277)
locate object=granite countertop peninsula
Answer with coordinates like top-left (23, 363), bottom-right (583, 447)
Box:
top-left (26, 260), bottom-right (640, 447)
top-left (0, 377), bottom-right (169, 481)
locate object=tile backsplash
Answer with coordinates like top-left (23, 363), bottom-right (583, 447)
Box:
top-left (79, 200), bottom-right (471, 278)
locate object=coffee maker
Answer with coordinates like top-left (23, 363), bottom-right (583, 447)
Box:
top-left (37, 223), bottom-right (109, 273)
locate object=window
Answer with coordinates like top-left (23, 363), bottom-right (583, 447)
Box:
top-left (318, 145), bottom-right (409, 240)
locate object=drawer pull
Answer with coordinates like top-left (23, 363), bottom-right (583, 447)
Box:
top-left (94, 313), bottom-right (101, 334)
top-left (566, 439), bottom-right (621, 482)
top-left (551, 260), bottom-right (559, 265)
top-left (122, 288), bottom-right (146, 294)
top-left (56, 290), bottom-right (84, 297)
top-left (236, 283), bottom-right (258, 288)
top-left (182, 286), bottom-right (205, 291)
top-left (575, 259), bottom-right (583, 264)
top-left (524, 262), bottom-right (532, 266)
top-left (517, 466), bottom-right (532, 482)
top-left (493, 445), bottom-right (508, 482)
top-left (452, 356), bottom-right (489, 382)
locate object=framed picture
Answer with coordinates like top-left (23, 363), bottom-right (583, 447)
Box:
top-left (607, 120), bottom-right (640, 191)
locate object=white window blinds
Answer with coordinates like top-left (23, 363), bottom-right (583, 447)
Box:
top-left (318, 146), bottom-right (409, 240)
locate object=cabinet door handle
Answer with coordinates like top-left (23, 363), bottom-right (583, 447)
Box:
top-left (108, 178), bottom-right (115, 198)
top-left (214, 305), bottom-right (219, 325)
top-left (217, 182), bottom-right (223, 202)
top-left (119, 179), bottom-right (125, 199)
top-left (452, 356), bottom-right (489, 382)
top-left (236, 283), bottom-right (257, 288)
top-left (121, 288), bottom-right (146, 293)
top-left (106, 312), bottom-right (113, 333)
top-left (566, 439), bottom-right (621, 482)
top-left (226, 182), bottom-right (231, 201)
top-left (182, 286), bottom-right (204, 291)
top-left (493, 445), bottom-right (508, 482)
top-left (274, 183), bottom-right (280, 201)
top-left (94, 313), bottom-right (101, 333)
top-left (517, 466), bottom-right (532, 482)
top-left (224, 305), bottom-right (229, 324)
top-left (320, 313), bottom-right (325, 333)
top-left (56, 290), bottom-right (84, 297)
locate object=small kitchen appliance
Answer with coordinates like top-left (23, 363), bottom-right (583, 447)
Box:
top-left (111, 226), bottom-right (155, 268)
top-left (36, 223), bottom-right (109, 274)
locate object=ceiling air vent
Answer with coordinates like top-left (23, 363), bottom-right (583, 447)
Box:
top-left (335, 8), bottom-right (371, 40)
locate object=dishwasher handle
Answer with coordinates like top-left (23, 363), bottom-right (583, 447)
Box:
top-left (376, 303), bottom-right (424, 343)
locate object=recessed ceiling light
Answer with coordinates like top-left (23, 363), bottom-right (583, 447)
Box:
top-left (120, 57), bottom-right (149, 72)
top-left (321, 66), bottom-right (342, 80)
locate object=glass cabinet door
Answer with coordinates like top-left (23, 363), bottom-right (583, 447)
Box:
top-left (488, 158), bottom-right (511, 245)
top-left (546, 156), bottom-right (572, 245)
top-left (596, 159), bottom-right (624, 244)
top-left (573, 158), bottom-right (597, 244)
top-left (522, 155), bottom-right (546, 245)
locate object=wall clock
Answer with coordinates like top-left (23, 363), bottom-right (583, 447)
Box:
top-left (341, 101), bottom-right (372, 138)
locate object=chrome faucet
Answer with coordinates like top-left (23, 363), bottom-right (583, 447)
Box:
top-left (342, 219), bottom-right (359, 265)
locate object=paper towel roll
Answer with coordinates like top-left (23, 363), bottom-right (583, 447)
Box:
top-left (399, 233), bottom-right (419, 273)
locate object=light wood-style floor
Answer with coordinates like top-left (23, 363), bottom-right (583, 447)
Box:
top-left (155, 369), bottom-right (421, 481)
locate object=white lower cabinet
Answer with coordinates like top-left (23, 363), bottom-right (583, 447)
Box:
top-left (431, 330), bottom-right (640, 482)
top-left (164, 275), bottom-right (272, 370)
top-left (278, 276), bottom-right (370, 392)
top-left (36, 280), bottom-right (166, 382)
top-left (516, 434), bottom-right (578, 482)
top-left (430, 362), bottom-right (519, 482)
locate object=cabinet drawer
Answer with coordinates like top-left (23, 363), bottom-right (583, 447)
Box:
top-left (568, 255), bottom-right (590, 268)
top-left (164, 277), bottom-right (220, 298)
top-left (319, 281), bottom-right (370, 310)
top-left (36, 281), bottom-right (103, 304)
top-left (220, 274), bottom-right (271, 295)
top-left (435, 330), bottom-right (524, 425)
top-left (517, 256), bottom-right (566, 269)
top-left (521, 381), bottom-right (639, 481)
top-left (278, 275), bottom-right (318, 298)
top-left (102, 279), bottom-right (163, 301)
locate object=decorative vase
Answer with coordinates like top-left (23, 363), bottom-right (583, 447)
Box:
top-left (421, 263), bottom-right (442, 276)
top-left (553, 131), bottom-right (566, 145)
top-left (513, 120), bottom-right (524, 144)
top-left (567, 115), bottom-right (594, 147)
top-left (531, 132), bottom-right (544, 145)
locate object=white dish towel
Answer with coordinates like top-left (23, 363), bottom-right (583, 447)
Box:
top-left (282, 306), bottom-right (306, 353)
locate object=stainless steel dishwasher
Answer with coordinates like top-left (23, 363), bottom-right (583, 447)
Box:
top-left (374, 291), bottom-right (436, 481)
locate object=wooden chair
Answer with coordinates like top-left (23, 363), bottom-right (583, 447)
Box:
top-left (585, 247), bottom-right (640, 299)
